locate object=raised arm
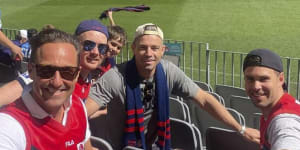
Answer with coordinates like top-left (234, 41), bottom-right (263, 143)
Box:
top-left (193, 88), bottom-right (260, 144)
top-left (0, 30), bottom-right (23, 60)
top-left (107, 10), bottom-right (116, 26)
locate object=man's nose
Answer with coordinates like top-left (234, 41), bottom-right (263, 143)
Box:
top-left (253, 81), bottom-right (262, 91)
top-left (50, 71), bottom-right (64, 88)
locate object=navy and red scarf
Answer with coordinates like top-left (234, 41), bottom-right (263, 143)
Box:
top-left (99, 5), bottom-right (150, 20)
top-left (124, 58), bottom-right (170, 149)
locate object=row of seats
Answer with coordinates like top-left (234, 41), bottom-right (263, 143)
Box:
top-left (168, 81), bottom-right (262, 149)
top-left (193, 82), bottom-right (261, 129)
top-left (169, 95), bottom-right (259, 150)
top-left (89, 82), bottom-right (260, 150)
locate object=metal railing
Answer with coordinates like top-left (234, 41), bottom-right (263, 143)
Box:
top-left (1, 28), bottom-right (18, 40)
top-left (116, 40), bottom-right (300, 99)
top-left (3, 28), bottom-right (300, 98)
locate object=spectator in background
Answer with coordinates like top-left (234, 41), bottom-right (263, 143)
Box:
top-left (14, 29), bottom-right (28, 47)
top-left (85, 23), bottom-right (260, 149)
top-left (0, 30), bottom-right (27, 66)
top-left (243, 49), bottom-right (300, 150)
top-left (0, 28), bottom-right (93, 149)
top-left (20, 28), bottom-right (38, 62)
top-left (0, 19), bottom-right (109, 105)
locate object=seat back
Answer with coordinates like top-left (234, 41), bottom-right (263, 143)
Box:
top-left (169, 97), bottom-right (188, 122)
top-left (190, 102), bottom-right (244, 146)
top-left (206, 127), bottom-right (260, 150)
top-left (229, 95), bottom-right (261, 129)
top-left (191, 124), bottom-right (204, 150)
top-left (194, 81), bottom-right (213, 92)
top-left (215, 84), bottom-right (248, 106)
top-left (208, 91), bottom-right (225, 106)
top-left (170, 117), bottom-right (198, 150)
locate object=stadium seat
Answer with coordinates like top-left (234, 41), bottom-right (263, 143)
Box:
top-left (194, 81), bottom-right (213, 92)
top-left (229, 95), bottom-right (261, 129)
top-left (206, 127), bottom-right (259, 150)
top-left (215, 84), bottom-right (248, 106)
top-left (207, 91), bottom-right (225, 106)
top-left (122, 146), bottom-right (143, 150)
top-left (189, 102), bottom-right (245, 146)
top-left (191, 123), bottom-right (204, 150)
top-left (170, 117), bottom-right (203, 150)
top-left (89, 113), bottom-right (107, 139)
top-left (169, 96), bottom-right (191, 123)
top-left (90, 136), bottom-right (113, 150)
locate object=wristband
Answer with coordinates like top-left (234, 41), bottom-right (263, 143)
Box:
top-left (16, 76), bottom-right (27, 89)
top-left (239, 125), bottom-right (246, 135)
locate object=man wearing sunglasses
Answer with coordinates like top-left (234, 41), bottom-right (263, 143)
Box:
top-left (73, 19), bottom-right (109, 101)
top-left (0, 19), bottom-right (109, 105)
top-left (85, 23), bottom-right (260, 149)
top-left (0, 29), bottom-right (93, 149)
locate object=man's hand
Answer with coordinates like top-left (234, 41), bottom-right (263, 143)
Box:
top-left (242, 127), bottom-right (260, 144)
top-left (10, 45), bottom-right (23, 61)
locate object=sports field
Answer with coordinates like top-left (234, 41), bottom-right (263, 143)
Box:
top-left (1, 0), bottom-right (300, 57)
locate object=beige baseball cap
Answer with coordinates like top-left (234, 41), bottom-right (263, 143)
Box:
top-left (134, 23), bottom-right (163, 40)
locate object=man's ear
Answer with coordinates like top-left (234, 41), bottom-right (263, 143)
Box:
top-left (161, 44), bottom-right (166, 54)
top-left (74, 66), bottom-right (82, 82)
top-left (279, 72), bottom-right (285, 85)
top-left (27, 63), bottom-right (34, 79)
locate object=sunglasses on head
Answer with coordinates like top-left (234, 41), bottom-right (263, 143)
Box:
top-left (82, 40), bottom-right (108, 55)
top-left (34, 64), bottom-right (79, 81)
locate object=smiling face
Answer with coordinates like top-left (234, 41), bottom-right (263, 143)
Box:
top-left (106, 37), bottom-right (123, 57)
top-left (132, 35), bottom-right (165, 78)
top-left (78, 31), bottom-right (107, 71)
top-left (244, 66), bottom-right (285, 114)
top-left (29, 42), bottom-right (79, 114)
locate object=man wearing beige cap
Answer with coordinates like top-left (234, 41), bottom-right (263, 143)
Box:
top-left (85, 23), bottom-right (260, 149)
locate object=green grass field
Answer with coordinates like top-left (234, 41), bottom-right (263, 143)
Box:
top-left (1, 0), bottom-right (300, 57)
top-left (2, 0), bottom-right (300, 97)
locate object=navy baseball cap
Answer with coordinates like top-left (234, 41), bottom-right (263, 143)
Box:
top-left (75, 19), bottom-right (109, 38)
top-left (243, 48), bottom-right (283, 73)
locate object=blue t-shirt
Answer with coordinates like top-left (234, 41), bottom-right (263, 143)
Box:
top-left (20, 42), bottom-right (31, 61)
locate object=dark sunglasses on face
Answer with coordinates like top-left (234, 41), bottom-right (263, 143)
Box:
top-left (82, 40), bottom-right (108, 55)
top-left (34, 64), bottom-right (79, 81)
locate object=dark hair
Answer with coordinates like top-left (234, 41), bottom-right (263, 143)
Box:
top-left (29, 29), bottom-right (80, 66)
top-left (108, 25), bottom-right (126, 45)
top-left (27, 28), bottom-right (38, 40)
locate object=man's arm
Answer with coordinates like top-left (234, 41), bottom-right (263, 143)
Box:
top-left (0, 30), bottom-right (23, 60)
top-left (0, 113), bottom-right (26, 149)
top-left (193, 89), bottom-right (260, 144)
top-left (268, 114), bottom-right (300, 150)
top-left (85, 97), bottom-right (101, 117)
top-left (0, 80), bottom-right (23, 107)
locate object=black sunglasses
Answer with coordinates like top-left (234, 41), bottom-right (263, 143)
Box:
top-left (34, 64), bottom-right (79, 81)
top-left (82, 40), bottom-right (108, 55)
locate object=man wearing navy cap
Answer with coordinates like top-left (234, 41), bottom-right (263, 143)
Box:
top-left (243, 48), bottom-right (300, 150)
top-left (72, 19), bottom-right (109, 101)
